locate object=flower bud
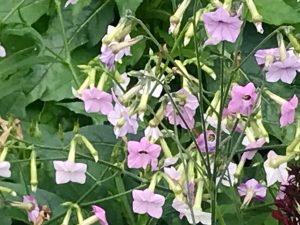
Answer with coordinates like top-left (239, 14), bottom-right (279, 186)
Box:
top-left (245, 0), bottom-right (263, 33)
top-left (97, 72), bottom-right (108, 91)
top-left (79, 135), bottom-right (99, 162)
top-left (110, 35), bottom-right (143, 54)
top-left (30, 149), bottom-right (38, 192)
top-left (61, 208), bottom-right (72, 225)
top-left (285, 27), bottom-right (300, 53)
top-left (265, 89), bottom-right (286, 105)
top-left (68, 138), bottom-right (77, 162)
top-left (184, 9), bottom-right (203, 46)
top-left (159, 138), bottom-right (173, 158)
top-left (0, 146), bottom-right (8, 161)
top-left (277, 32), bottom-right (287, 61)
top-left (0, 185), bottom-right (17, 196)
top-left (169, 0), bottom-right (191, 36)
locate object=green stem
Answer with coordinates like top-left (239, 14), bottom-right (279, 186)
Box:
top-left (2, 0), bottom-right (26, 23)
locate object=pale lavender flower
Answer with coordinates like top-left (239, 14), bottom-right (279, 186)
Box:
top-left (196, 130), bottom-right (216, 153)
top-left (255, 48), bottom-right (280, 67)
top-left (107, 100), bottom-right (138, 138)
top-left (266, 55), bottom-right (300, 84)
top-left (0, 44), bottom-right (6, 58)
top-left (164, 166), bottom-right (181, 183)
top-left (64, 0), bottom-right (77, 8)
top-left (165, 89), bottom-right (199, 129)
top-left (144, 126), bottom-right (162, 142)
top-left (263, 151), bottom-right (288, 187)
top-left (163, 156), bottom-right (179, 167)
top-left (127, 137), bottom-right (161, 171)
top-left (241, 138), bottom-right (265, 161)
top-left (132, 189), bottom-right (165, 219)
top-left (228, 82), bottom-right (257, 116)
top-left (202, 7), bottom-right (242, 46)
top-left (0, 161), bottom-right (11, 177)
top-left (23, 195), bottom-right (40, 223)
top-left (220, 162), bottom-right (238, 187)
top-left (81, 88), bottom-right (113, 115)
top-left (53, 160), bottom-right (87, 184)
top-left (238, 178), bottom-right (266, 207)
top-left (92, 205), bottom-right (109, 225)
top-left (172, 199), bottom-right (211, 225)
top-left (113, 73), bottom-right (130, 97)
top-left (280, 95), bottom-right (298, 127)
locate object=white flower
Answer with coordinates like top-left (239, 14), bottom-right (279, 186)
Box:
top-left (0, 44), bottom-right (6, 58)
top-left (0, 161), bottom-right (11, 177)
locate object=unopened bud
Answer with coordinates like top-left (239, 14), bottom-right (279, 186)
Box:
top-left (79, 135), bottom-right (99, 162)
top-left (30, 149), bottom-right (38, 192)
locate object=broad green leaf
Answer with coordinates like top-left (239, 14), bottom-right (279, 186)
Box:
top-left (115, 0), bottom-right (143, 16)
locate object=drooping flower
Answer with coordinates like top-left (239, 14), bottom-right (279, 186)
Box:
top-left (132, 189), bottom-right (165, 219)
top-left (144, 126), bottom-right (162, 142)
top-left (196, 130), bottom-right (216, 152)
top-left (163, 156), bottom-right (179, 167)
top-left (202, 7), bottom-right (243, 46)
top-left (0, 161), bottom-right (11, 177)
top-left (64, 0), bottom-right (77, 8)
top-left (23, 195), bottom-right (40, 223)
top-left (241, 138), bottom-right (266, 161)
top-left (228, 82), bottom-right (257, 116)
top-left (107, 99), bottom-right (138, 138)
top-left (164, 166), bottom-right (181, 183)
top-left (81, 88), bottom-right (113, 115)
top-left (238, 178), bottom-right (267, 207)
top-left (127, 137), bottom-right (161, 171)
top-left (263, 151), bottom-right (288, 187)
top-left (53, 160), bottom-right (87, 184)
top-left (113, 73), bottom-right (130, 97)
top-left (79, 205), bottom-right (109, 225)
top-left (172, 199), bottom-right (211, 225)
top-left (266, 55), bottom-right (300, 84)
top-left (280, 95), bottom-right (298, 127)
top-left (0, 44), bottom-right (6, 57)
top-left (165, 89), bottom-right (199, 129)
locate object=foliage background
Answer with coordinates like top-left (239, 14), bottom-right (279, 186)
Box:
top-left (1, 0), bottom-right (300, 224)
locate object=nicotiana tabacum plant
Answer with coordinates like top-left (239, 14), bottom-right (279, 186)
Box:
top-left (1, 0), bottom-right (300, 225)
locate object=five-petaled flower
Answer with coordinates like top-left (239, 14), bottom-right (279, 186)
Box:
top-left (202, 7), bottom-right (243, 46)
top-left (53, 160), bottom-right (87, 184)
top-left (132, 189), bottom-right (165, 219)
top-left (238, 178), bottom-right (267, 207)
top-left (196, 130), bottom-right (216, 153)
top-left (228, 82), bottom-right (257, 116)
top-left (127, 137), bottom-right (161, 171)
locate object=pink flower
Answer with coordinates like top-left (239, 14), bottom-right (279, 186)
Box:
top-left (266, 55), bottom-right (300, 84)
top-left (228, 82), bottom-right (257, 116)
top-left (280, 95), bottom-right (298, 127)
top-left (238, 178), bottom-right (266, 207)
top-left (164, 166), bottom-right (181, 183)
top-left (64, 0), bottom-right (77, 8)
top-left (196, 130), bottom-right (216, 152)
top-left (107, 100), bottom-right (138, 138)
top-left (263, 151), bottom-right (288, 187)
top-left (0, 161), bottom-right (11, 177)
top-left (132, 189), bottom-right (165, 219)
top-left (202, 7), bottom-right (242, 46)
top-left (23, 195), bottom-right (40, 223)
top-left (0, 44), bottom-right (6, 57)
top-left (241, 138), bottom-right (265, 161)
top-left (81, 88), bottom-right (113, 115)
top-left (127, 137), bottom-right (161, 170)
top-left (92, 205), bottom-right (109, 225)
top-left (53, 160), bottom-right (87, 184)
top-left (165, 89), bottom-right (199, 129)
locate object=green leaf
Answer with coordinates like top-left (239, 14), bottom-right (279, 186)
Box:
top-left (254, 0), bottom-right (300, 25)
top-left (115, 0), bottom-right (143, 16)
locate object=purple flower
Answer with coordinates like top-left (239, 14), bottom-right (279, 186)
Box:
top-left (280, 95), bottom-right (298, 127)
top-left (202, 7), bottom-right (242, 46)
top-left (241, 138), bottom-right (265, 161)
top-left (266, 55), bottom-right (300, 84)
top-left (132, 189), bottom-right (165, 219)
top-left (23, 195), bottom-right (40, 223)
top-left (228, 82), bottom-right (257, 116)
top-left (164, 166), bottom-right (181, 183)
top-left (255, 48), bottom-right (280, 67)
top-left (99, 47), bottom-right (116, 70)
top-left (165, 89), bottom-right (199, 129)
top-left (144, 126), bottom-right (162, 142)
top-left (92, 205), bottom-right (109, 225)
top-left (127, 137), bottom-right (161, 170)
top-left (0, 44), bottom-right (6, 57)
top-left (81, 88), bottom-right (113, 115)
top-left (0, 161), bottom-right (11, 177)
top-left (53, 160), bottom-right (87, 184)
top-left (238, 178), bottom-right (266, 207)
top-left (107, 100), bottom-right (138, 138)
top-left (196, 130), bottom-right (216, 152)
